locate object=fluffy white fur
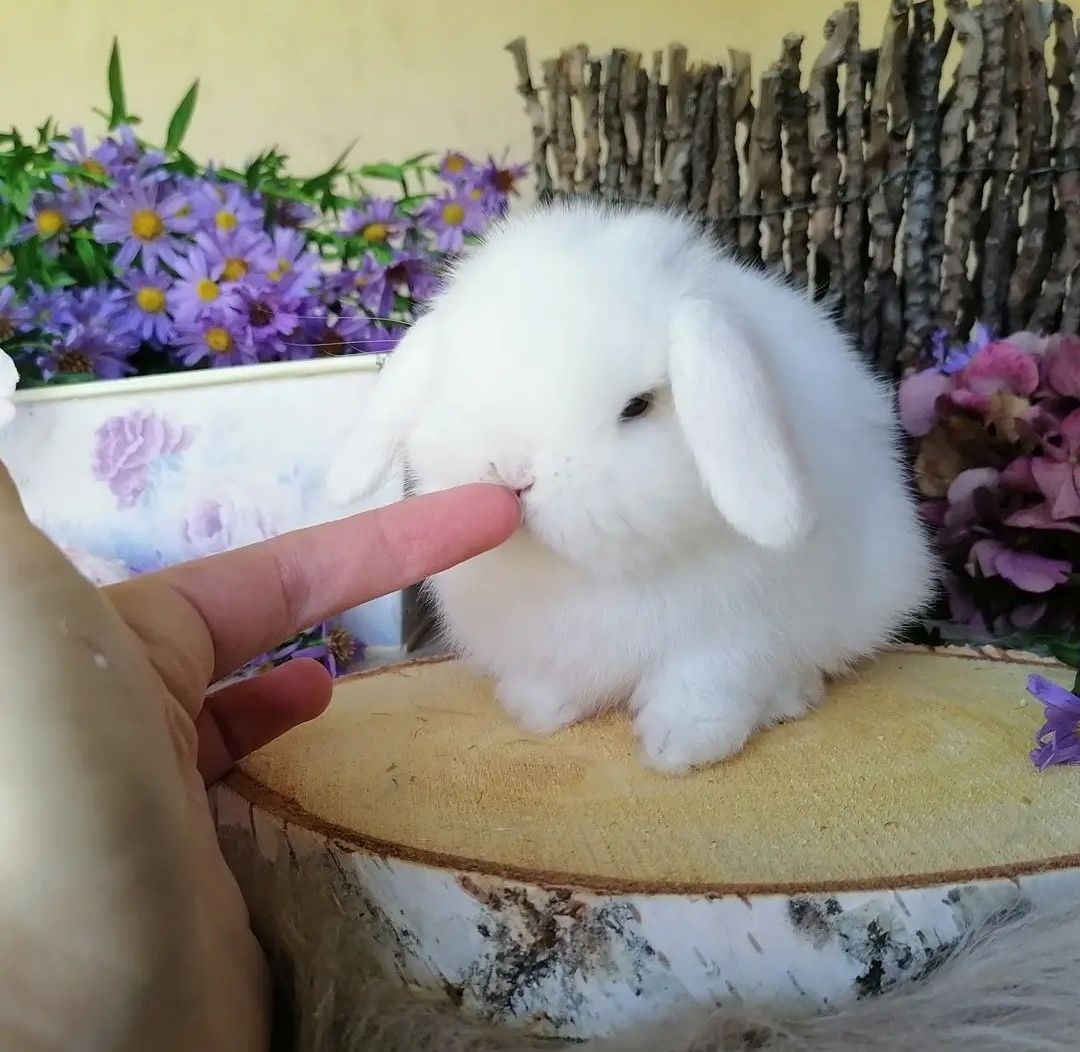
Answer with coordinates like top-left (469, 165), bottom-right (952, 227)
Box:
top-left (329, 200), bottom-right (937, 771)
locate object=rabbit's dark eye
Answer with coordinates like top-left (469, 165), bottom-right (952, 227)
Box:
top-left (619, 394), bottom-right (653, 421)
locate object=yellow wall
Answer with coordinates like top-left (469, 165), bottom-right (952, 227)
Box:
top-left (5, 1), bottom-right (891, 175)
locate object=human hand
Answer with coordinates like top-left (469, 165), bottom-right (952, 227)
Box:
top-left (0, 461), bottom-right (518, 1052)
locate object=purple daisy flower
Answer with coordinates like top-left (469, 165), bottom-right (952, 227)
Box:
top-left (190, 181), bottom-right (263, 234)
top-left (385, 250), bottom-right (439, 301)
top-left (195, 228), bottom-right (274, 286)
top-left (263, 228), bottom-right (321, 298)
top-left (1029, 674), bottom-right (1080, 770)
top-left (267, 198), bottom-right (315, 229)
top-left (419, 191), bottom-right (486, 253)
top-left (168, 245), bottom-right (230, 322)
top-left (286, 312), bottom-right (369, 361)
top-left (478, 156), bottom-right (529, 215)
top-left (232, 284), bottom-right (300, 360)
top-left (52, 126), bottom-right (115, 182)
top-left (94, 179), bottom-right (197, 269)
top-left (341, 199), bottom-right (405, 245)
top-left (105, 125), bottom-right (167, 184)
top-left (18, 284), bottom-right (69, 335)
top-left (117, 266), bottom-right (174, 343)
top-left (292, 621), bottom-right (362, 677)
top-left (438, 151), bottom-right (479, 187)
top-left (174, 308), bottom-right (255, 369)
top-left (17, 187), bottom-right (93, 243)
top-left (36, 321), bottom-right (136, 381)
top-left (0, 286), bottom-right (28, 343)
top-left (331, 254), bottom-right (393, 316)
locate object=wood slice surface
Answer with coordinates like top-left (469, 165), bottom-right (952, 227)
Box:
top-left (231, 648), bottom-right (1080, 894)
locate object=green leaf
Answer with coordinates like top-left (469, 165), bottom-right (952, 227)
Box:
top-left (357, 161), bottom-right (406, 182)
top-left (403, 151), bottom-right (434, 167)
top-left (165, 80), bottom-right (199, 152)
top-left (1048, 641), bottom-right (1080, 669)
top-left (107, 38), bottom-right (127, 129)
top-left (72, 234), bottom-right (103, 282)
top-left (300, 141), bottom-right (354, 195)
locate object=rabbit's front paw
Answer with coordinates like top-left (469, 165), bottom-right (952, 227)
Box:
top-left (497, 677), bottom-right (583, 737)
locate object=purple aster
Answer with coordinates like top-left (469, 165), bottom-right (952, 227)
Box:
top-left (105, 125), bottom-right (167, 184)
top-left (930, 323), bottom-right (991, 375)
top-left (17, 187), bottom-right (93, 243)
top-left (232, 284), bottom-right (299, 360)
top-left (341, 199), bottom-right (405, 245)
top-left (52, 126), bottom-right (115, 183)
top-left (0, 286), bottom-right (28, 343)
top-left (174, 308), bottom-right (255, 369)
top-left (190, 181), bottom-right (263, 234)
top-left (18, 284), bottom-right (69, 334)
top-left (167, 245), bottom-right (230, 322)
top-left (194, 228), bottom-right (274, 286)
top-left (94, 179), bottom-right (197, 269)
top-left (1028, 673), bottom-right (1080, 770)
top-left (331, 254), bottom-right (393, 315)
top-left (385, 250), bottom-right (439, 301)
top-left (292, 621), bottom-right (363, 677)
top-left (438, 151), bottom-right (479, 187)
top-left (263, 228), bottom-right (321, 298)
top-left (117, 266), bottom-right (174, 344)
top-left (267, 198), bottom-right (315, 229)
top-left (478, 156), bottom-right (529, 215)
top-left (419, 191), bottom-right (486, 253)
top-left (36, 322), bottom-right (136, 381)
top-left (284, 312), bottom-right (369, 361)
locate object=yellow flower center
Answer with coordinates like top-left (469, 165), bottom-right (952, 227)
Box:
top-left (196, 278), bottom-right (220, 302)
top-left (135, 286), bottom-right (166, 313)
top-left (222, 257), bottom-right (248, 281)
top-left (445, 154), bottom-right (467, 173)
top-left (215, 209), bottom-right (238, 231)
top-left (131, 208), bottom-right (165, 241)
top-left (328, 627), bottom-right (356, 666)
top-left (361, 222), bottom-right (389, 243)
top-left (268, 259), bottom-right (291, 282)
top-left (35, 209), bottom-right (65, 237)
top-left (205, 327), bottom-right (232, 354)
top-left (468, 188), bottom-right (483, 200)
top-left (81, 158), bottom-right (107, 179)
top-left (442, 202), bottom-right (466, 227)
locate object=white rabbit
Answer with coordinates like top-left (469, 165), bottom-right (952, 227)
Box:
top-left (328, 199), bottom-right (937, 772)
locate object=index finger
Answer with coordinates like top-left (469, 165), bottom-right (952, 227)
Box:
top-left (113, 483), bottom-right (519, 686)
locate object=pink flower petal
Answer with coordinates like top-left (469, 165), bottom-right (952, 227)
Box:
top-left (899, 368), bottom-right (952, 436)
top-left (1004, 503), bottom-right (1080, 533)
top-left (1044, 335), bottom-right (1080, 397)
top-left (958, 341), bottom-right (1041, 399)
top-left (947, 467), bottom-right (1000, 505)
top-left (968, 538), bottom-right (1007, 578)
top-left (993, 548), bottom-right (1071, 593)
top-left (1000, 456), bottom-right (1039, 492)
top-left (1031, 458), bottom-right (1080, 519)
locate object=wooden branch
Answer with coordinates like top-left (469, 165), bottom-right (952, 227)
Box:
top-left (601, 49), bottom-right (626, 198)
top-left (748, 66), bottom-right (785, 268)
top-left (708, 74), bottom-right (741, 247)
top-left (568, 45), bottom-right (601, 195)
top-left (978, 2), bottom-right (1029, 336)
top-left (864, 0), bottom-right (911, 368)
top-left (658, 44), bottom-right (690, 205)
top-left (841, 1), bottom-right (866, 336)
top-left (808, 6), bottom-right (854, 299)
top-left (505, 37), bottom-right (553, 198)
top-left (779, 33), bottom-right (813, 289)
top-left (621, 51), bottom-right (646, 200)
top-left (640, 50), bottom-right (664, 202)
top-left (689, 66), bottom-right (719, 214)
top-left (1031, 3), bottom-right (1078, 331)
top-left (902, 2), bottom-right (953, 364)
top-left (938, 0), bottom-right (1008, 334)
top-left (553, 53), bottom-right (578, 194)
top-left (1008, 1), bottom-right (1054, 330)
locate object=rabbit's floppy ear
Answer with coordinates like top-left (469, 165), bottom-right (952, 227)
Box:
top-left (325, 312), bottom-right (436, 506)
top-left (669, 297), bottom-right (816, 550)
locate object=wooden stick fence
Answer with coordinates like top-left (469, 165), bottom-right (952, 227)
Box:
top-left (506, 0), bottom-right (1080, 377)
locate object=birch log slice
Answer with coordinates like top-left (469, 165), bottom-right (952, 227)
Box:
top-left (214, 647), bottom-right (1080, 1042)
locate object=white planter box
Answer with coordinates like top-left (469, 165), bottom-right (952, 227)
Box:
top-left (0, 356), bottom-right (421, 664)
